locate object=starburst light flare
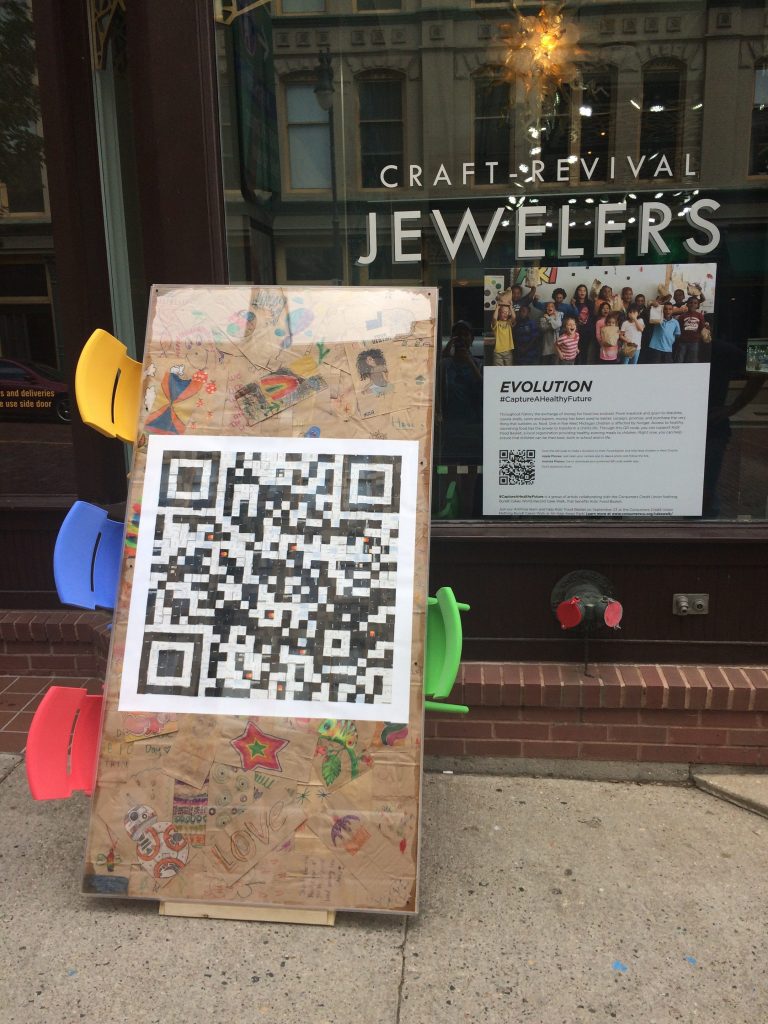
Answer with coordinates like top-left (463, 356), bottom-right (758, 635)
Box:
top-left (500, 2), bottom-right (583, 93)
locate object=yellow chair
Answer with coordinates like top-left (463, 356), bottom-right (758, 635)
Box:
top-left (75, 329), bottom-right (142, 442)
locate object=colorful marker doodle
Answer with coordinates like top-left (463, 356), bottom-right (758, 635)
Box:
top-left (144, 369), bottom-right (204, 434)
top-left (94, 824), bottom-right (122, 873)
top-left (356, 349), bottom-right (391, 397)
top-left (380, 722), bottom-right (409, 746)
top-left (124, 803), bottom-right (190, 880)
top-left (231, 722), bottom-right (289, 773)
top-left (234, 367), bottom-right (327, 425)
top-left (317, 719), bottom-right (361, 785)
top-left (172, 779), bottom-right (208, 846)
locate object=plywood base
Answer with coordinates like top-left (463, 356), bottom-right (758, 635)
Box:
top-left (159, 901), bottom-right (336, 926)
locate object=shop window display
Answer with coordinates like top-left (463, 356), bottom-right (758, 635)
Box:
top-left (217, 0), bottom-right (768, 522)
top-left (0, 1), bottom-right (76, 498)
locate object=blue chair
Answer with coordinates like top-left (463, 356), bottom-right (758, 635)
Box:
top-left (54, 500), bottom-right (123, 611)
top-left (425, 587), bottom-right (470, 714)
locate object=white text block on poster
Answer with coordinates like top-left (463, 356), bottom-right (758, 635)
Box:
top-left (483, 365), bottom-right (711, 516)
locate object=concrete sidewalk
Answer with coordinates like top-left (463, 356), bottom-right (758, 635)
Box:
top-left (1, 754), bottom-right (767, 1024)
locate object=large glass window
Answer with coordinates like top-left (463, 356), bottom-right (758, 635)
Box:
top-left (578, 69), bottom-right (614, 178)
top-left (358, 74), bottom-right (404, 189)
top-left (538, 83), bottom-right (572, 169)
top-left (285, 83), bottom-right (331, 189)
top-left (474, 69), bottom-right (511, 184)
top-left (0, 0), bottom-right (75, 500)
top-left (750, 62), bottom-right (768, 176)
top-left (641, 60), bottom-right (684, 177)
top-left (217, 0), bottom-right (768, 524)
top-left (0, 0), bottom-right (46, 216)
top-left (281, 0), bottom-right (325, 12)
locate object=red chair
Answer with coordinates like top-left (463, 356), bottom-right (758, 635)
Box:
top-left (26, 687), bottom-right (103, 800)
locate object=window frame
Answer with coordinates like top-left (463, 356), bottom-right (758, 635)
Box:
top-left (577, 65), bottom-right (617, 184)
top-left (276, 0), bottom-right (326, 14)
top-left (748, 59), bottom-right (768, 179)
top-left (280, 77), bottom-right (333, 195)
top-left (471, 66), bottom-right (513, 189)
top-left (638, 57), bottom-right (686, 181)
top-left (356, 70), bottom-right (406, 192)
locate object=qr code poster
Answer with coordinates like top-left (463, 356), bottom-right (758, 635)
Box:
top-left (119, 434), bottom-right (418, 722)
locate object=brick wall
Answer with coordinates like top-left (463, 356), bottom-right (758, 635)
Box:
top-left (425, 662), bottom-right (768, 767)
top-left (4, 613), bottom-right (767, 768)
top-left (0, 611), bottom-right (111, 678)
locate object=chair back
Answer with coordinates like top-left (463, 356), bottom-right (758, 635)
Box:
top-left (26, 687), bottom-right (102, 799)
top-left (75, 329), bottom-right (142, 441)
top-left (54, 500), bottom-right (122, 610)
top-left (424, 586), bottom-right (470, 706)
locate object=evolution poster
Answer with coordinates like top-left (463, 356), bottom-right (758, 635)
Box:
top-left (483, 263), bottom-right (715, 516)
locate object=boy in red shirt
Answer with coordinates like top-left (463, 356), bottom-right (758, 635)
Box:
top-left (676, 296), bottom-right (706, 364)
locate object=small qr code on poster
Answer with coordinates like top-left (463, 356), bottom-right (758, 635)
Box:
top-left (499, 449), bottom-right (536, 486)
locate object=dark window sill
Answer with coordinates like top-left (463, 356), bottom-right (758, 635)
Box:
top-left (430, 518), bottom-right (768, 543)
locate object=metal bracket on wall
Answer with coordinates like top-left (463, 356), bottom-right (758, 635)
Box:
top-left (673, 594), bottom-right (710, 616)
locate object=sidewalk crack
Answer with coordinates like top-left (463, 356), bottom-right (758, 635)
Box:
top-left (395, 914), bottom-right (409, 1024)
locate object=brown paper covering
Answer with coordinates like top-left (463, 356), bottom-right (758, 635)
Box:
top-left (82, 285), bottom-right (436, 914)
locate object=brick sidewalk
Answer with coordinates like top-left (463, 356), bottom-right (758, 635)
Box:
top-left (0, 675), bottom-right (103, 753)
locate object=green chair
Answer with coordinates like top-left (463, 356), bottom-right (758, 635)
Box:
top-left (436, 479), bottom-right (460, 519)
top-left (424, 586), bottom-right (470, 714)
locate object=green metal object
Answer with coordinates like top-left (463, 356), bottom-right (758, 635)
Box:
top-left (424, 587), bottom-right (470, 714)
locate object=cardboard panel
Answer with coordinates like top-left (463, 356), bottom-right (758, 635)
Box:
top-left (83, 285), bottom-right (436, 913)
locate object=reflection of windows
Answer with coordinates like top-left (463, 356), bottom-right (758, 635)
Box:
top-left (281, 0), bottom-right (324, 11)
top-left (473, 69), bottom-right (511, 185)
top-left (358, 74), bottom-right (404, 188)
top-left (641, 60), bottom-right (684, 175)
top-left (579, 70), bottom-right (614, 178)
top-left (285, 83), bottom-right (331, 189)
top-left (365, 245), bottom-right (420, 281)
top-left (750, 62), bottom-right (768, 175)
top-left (285, 245), bottom-right (336, 280)
top-left (539, 84), bottom-right (572, 167)
top-left (0, 262), bottom-right (56, 365)
top-left (0, 0), bottom-right (46, 216)
top-left (0, 361), bottom-right (32, 382)
top-left (356, 0), bottom-right (402, 10)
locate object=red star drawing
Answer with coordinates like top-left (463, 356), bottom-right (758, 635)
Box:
top-left (230, 721), bottom-right (288, 772)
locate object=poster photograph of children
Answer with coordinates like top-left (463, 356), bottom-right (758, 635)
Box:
top-left (484, 263), bottom-right (716, 368)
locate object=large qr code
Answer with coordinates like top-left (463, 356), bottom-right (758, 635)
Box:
top-left (499, 449), bottom-right (536, 486)
top-left (120, 436), bottom-right (416, 721)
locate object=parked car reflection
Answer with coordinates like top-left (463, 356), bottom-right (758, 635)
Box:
top-left (0, 358), bottom-right (71, 423)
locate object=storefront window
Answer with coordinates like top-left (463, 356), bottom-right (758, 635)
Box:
top-left (216, 0), bottom-right (768, 523)
top-left (0, 0), bottom-right (75, 499)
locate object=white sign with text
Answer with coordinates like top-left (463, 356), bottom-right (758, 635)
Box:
top-left (483, 365), bottom-right (711, 516)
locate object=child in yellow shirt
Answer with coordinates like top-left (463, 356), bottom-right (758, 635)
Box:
top-left (490, 289), bottom-right (515, 366)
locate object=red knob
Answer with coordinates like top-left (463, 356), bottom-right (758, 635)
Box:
top-left (556, 597), bottom-right (583, 630)
top-left (604, 600), bottom-right (623, 628)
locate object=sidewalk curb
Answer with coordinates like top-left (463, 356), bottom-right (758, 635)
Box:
top-left (425, 755), bottom-right (690, 784)
top-left (692, 766), bottom-right (768, 820)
